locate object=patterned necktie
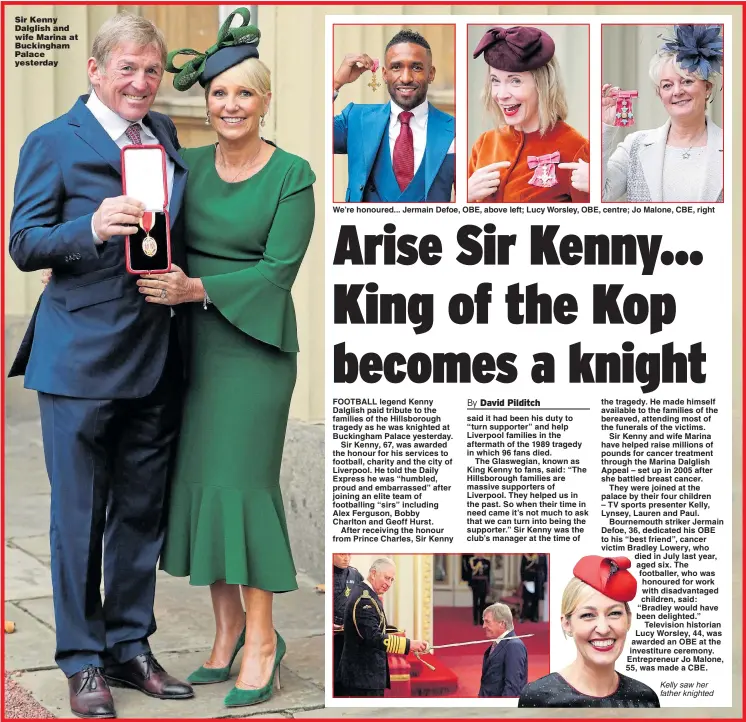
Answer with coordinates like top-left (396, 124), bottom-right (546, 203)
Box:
top-left (124, 123), bottom-right (142, 146)
top-left (392, 111), bottom-right (414, 190)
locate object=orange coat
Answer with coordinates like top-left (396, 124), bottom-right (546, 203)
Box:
top-left (468, 121), bottom-right (590, 203)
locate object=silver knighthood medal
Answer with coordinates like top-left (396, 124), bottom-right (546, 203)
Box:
top-left (140, 212), bottom-right (157, 257)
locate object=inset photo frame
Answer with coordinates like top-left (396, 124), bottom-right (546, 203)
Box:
top-left (332, 24), bottom-right (456, 203)
top-left (466, 24), bottom-right (590, 204)
top-left (601, 24), bottom-right (724, 203)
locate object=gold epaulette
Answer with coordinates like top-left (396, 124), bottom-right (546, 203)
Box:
top-left (383, 634), bottom-right (407, 655)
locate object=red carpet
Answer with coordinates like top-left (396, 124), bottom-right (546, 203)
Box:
top-left (431, 606), bottom-right (550, 697)
top-left (410, 659), bottom-right (459, 697)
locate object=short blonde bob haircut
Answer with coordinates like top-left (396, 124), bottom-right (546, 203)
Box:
top-left (204, 57), bottom-right (271, 99)
top-left (482, 56), bottom-right (568, 136)
top-left (561, 577), bottom-right (632, 638)
top-left (648, 52), bottom-right (720, 98)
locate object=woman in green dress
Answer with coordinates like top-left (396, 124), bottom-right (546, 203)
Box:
top-left (136, 10), bottom-right (315, 708)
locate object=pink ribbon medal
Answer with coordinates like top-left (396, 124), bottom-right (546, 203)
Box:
top-left (527, 151), bottom-right (560, 188)
top-left (613, 89), bottom-right (638, 127)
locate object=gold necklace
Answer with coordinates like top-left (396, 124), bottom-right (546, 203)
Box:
top-left (217, 141), bottom-right (264, 182)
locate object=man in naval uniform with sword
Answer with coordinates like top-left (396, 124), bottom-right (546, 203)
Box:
top-left (339, 558), bottom-right (428, 697)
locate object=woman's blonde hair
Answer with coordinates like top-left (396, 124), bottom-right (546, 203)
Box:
top-left (482, 57), bottom-right (568, 136)
top-left (561, 578), bottom-right (632, 637)
top-left (205, 57), bottom-right (271, 99)
top-left (649, 52), bottom-right (720, 97)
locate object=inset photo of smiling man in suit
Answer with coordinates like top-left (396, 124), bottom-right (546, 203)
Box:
top-left (332, 24), bottom-right (455, 203)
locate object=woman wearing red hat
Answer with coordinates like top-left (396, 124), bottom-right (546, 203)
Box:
top-left (468, 26), bottom-right (589, 203)
top-left (518, 556), bottom-right (660, 707)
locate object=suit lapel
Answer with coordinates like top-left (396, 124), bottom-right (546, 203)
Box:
top-left (490, 630), bottom-right (513, 656)
top-left (700, 119), bottom-right (723, 201)
top-left (144, 114), bottom-right (188, 225)
top-left (483, 646), bottom-right (491, 670)
top-left (424, 104), bottom-right (453, 198)
top-left (362, 104), bottom-right (392, 183)
top-left (638, 122), bottom-right (668, 202)
top-left (168, 169), bottom-right (187, 226)
top-left (68, 96), bottom-right (122, 176)
top-left (145, 114), bottom-right (187, 171)
top-left (67, 98), bottom-right (189, 223)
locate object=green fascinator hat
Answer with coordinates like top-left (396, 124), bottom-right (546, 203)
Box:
top-left (166, 8), bottom-right (260, 91)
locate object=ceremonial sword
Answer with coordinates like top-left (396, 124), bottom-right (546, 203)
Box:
top-left (414, 634), bottom-right (535, 671)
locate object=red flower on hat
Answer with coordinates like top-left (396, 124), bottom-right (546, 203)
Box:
top-left (573, 555), bottom-right (637, 603)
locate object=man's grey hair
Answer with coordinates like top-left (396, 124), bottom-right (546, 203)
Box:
top-left (369, 557), bottom-right (396, 574)
top-left (91, 13), bottom-right (167, 69)
top-left (484, 603), bottom-right (514, 630)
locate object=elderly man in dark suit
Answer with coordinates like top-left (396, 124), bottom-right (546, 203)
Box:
top-left (9, 12), bottom-right (190, 718)
top-left (478, 603), bottom-right (528, 698)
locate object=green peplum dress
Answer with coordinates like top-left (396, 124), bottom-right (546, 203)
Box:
top-left (160, 144), bottom-right (315, 591)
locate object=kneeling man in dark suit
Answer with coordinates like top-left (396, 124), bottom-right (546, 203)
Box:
top-left (478, 603), bottom-right (528, 697)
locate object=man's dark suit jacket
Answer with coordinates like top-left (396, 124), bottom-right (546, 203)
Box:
top-left (8, 94), bottom-right (189, 396)
top-left (478, 630), bottom-right (528, 697)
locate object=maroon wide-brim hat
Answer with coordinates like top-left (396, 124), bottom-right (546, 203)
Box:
top-left (573, 556), bottom-right (637, 603)
top-left (473, 26), bottom-right (555, 72)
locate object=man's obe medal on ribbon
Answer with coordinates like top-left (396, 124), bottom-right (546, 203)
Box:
top-left (368, 58), bottom-right (381, 92)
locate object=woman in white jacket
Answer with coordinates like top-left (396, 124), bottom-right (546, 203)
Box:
top-left (602, 25), bottom-right (723, 202)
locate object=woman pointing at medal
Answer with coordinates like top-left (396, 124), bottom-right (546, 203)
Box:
top-left (602, 25), bottom-right (723, 202)
top-left (136, 9), bottom-right (315, 708)
top-left (468, 26), bottom-right (590, 203)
